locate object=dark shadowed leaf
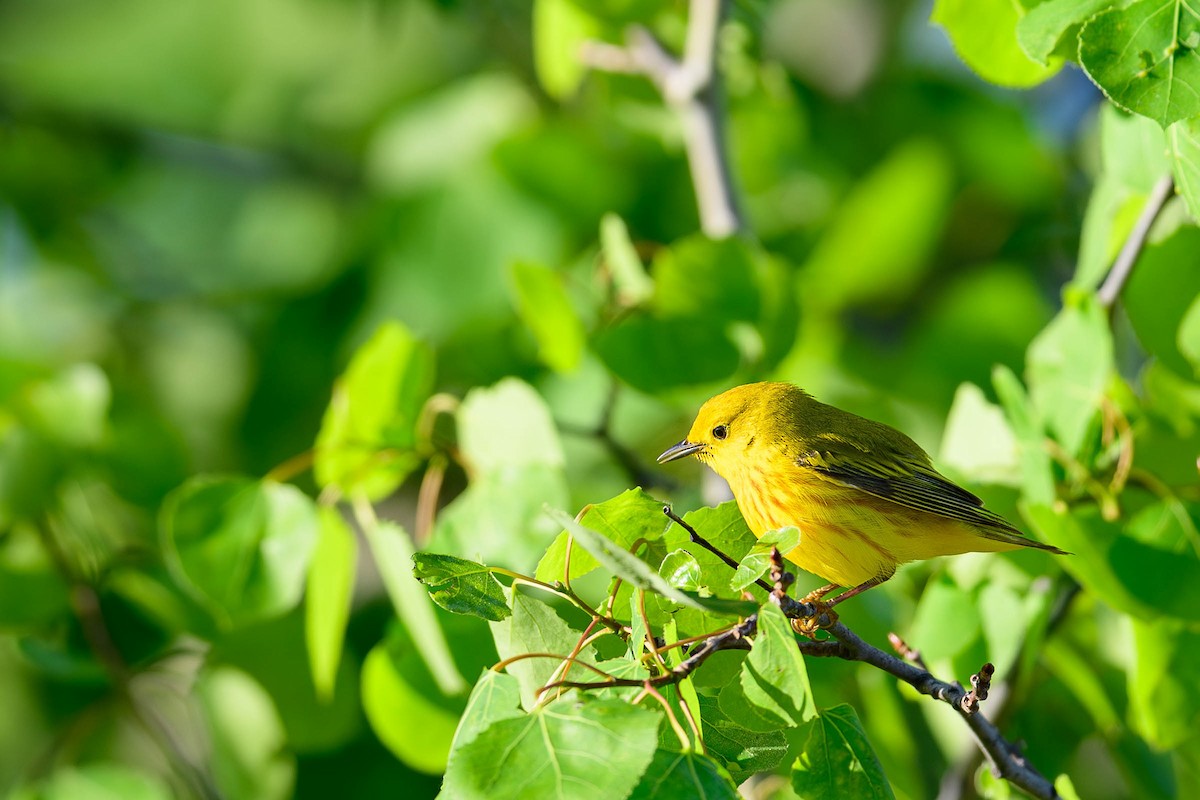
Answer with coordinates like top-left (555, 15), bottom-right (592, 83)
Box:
top-left (791, 704), bottom-right (895, 800)
top-left (413, 552), bottom-right (511, 622)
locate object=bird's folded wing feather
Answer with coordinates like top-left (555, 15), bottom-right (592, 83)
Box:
top-left (796, 436), bottom-right (1022, 535)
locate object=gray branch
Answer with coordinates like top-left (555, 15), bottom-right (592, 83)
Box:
top-left (580, 0), bottom-right (744, 238)
top-left (1098, 174), bottom-right (1175, 309)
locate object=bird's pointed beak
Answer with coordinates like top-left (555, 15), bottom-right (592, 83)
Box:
top-left (657, 439), bottom-right (705, 464)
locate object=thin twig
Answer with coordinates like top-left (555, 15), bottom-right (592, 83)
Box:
top-left (1097, 174), bottom-right (1174, 308)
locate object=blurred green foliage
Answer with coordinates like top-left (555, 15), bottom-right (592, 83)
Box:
top-left (3, 0), bottom-right (1200, 797)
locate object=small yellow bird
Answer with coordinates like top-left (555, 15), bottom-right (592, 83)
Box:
top-left (658, 382), bottom-right (1064, 627)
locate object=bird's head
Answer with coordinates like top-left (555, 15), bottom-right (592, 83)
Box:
top-left (657, 382), bottom-right (810, 473)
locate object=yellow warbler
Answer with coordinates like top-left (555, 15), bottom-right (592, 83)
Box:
top-left (658, 382), bottom-right (1064, 625)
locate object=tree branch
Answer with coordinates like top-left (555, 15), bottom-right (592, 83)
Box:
top-left (580, 0), bottom-right (744, 238)
top-left (1097, 174), bottom-right (1174, 309)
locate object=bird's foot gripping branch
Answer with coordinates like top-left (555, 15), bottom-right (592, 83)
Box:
top-left (412, 488), bottom-right (1065, 800)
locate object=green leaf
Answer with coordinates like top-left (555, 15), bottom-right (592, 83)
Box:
top-left (362, 628), bottom-right (463, 774)
top-left (536, 488), bottom-right (669, 583)
top-left (509, 261), bottom-right (586, 373)
top-left (442, 698), bottom-right (660, 800)
top-left (1025, 293), bottom-right (1113, 456)
top-left (1100, 105), bottom-right (1172, 193)
top-left (933, 0), bottom-right (1062, 87)
top-left (533, 0), bottom-right (601, 100)
top-left (601, 214), bottom-right (653, 305)
top-left (160, 477), bottom-right (318, 629)
top-left (429, 378), bottom-right (569, 570)
top-left (458, 378), bottom-right (565, 473)
top-left (1017, 0), bottom-right (1118, 65)
top-left (1080, 0), bottom-right (1200, 127)
top-left (314, 322), bottom-right (434, 500)
top-left (1025, 503), bottom-right (1200, 621)
top-left (627, 749), bottom-right (739, 800)
top-left (305, 506), bottom-right (357, 701)
top-left (992, 365), bottom-right (1056, 506)
top-left (1129, 617), bottom-right (1200, 749)
top-left (651, 235), bottom-right (761, 323)
top-left (908, 575), bottom-right (982, 664)
top-left (489, 585), bottom-right (600, 709)
top-left (594, 314), bottom-right (741, 393)
top-left (1124, 227), bottom-right (1200, 376)
top-left (791, 704), bottom-right (895, 800)
top-left (14, 763), bottom-right (174, 800)
top-left (939, 382), bottom-right (1021, 487)
top-left (659, 549), bottom-right (703, 592)
top-left (363, 519), bottom-right (467, 695)
top-left (197, 666), bottom-right (294, 800)
top-left (412, 552), bottom-right (511, 622)
top-left (801, 140), bottom-right (953, 310)
top-left (731, 527), bottom-right (800, 592)
top-left (698, 695), bottom-right (789, 781)
top-left (23, 363), bottom-right (110, 448)
top-left (1178, 293), bottom-right (1200, 372)
top-left (450, 669), bottom-right (524, 753)
top-left (736, 603), bottom-right (816, 728)
top-left (545, 506), bottom-right (758, 617)
top-left (1168, 117), bottom-right (1200, 221)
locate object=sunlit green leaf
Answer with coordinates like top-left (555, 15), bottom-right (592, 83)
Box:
top-left (362, 629), bottom-right (462, 774)
top-left (1124, 227), bottom-right (1200, 376)
top-left (537, 488), bottom-right (669, 583)
top-left (601, 214), bottom-right (653, 305)
top-left (1026, 292), bottom-right (1113, 456)
top-left (939, 382), bottom-right (1021, 487)
top-left (659, 549), bottom-right (702, 592)
top-left (370, 521), bottom-right (468, 698)
top-left (934, 0), bottom-right (1062, 87)
top-left (412, 552), bottom-right (511, 622)
top-left (908, 575), bottom-right (982, 664)
top-left (791, 704), bottom-right (894, 800)
top-left (442, 698), bottom-right (660, 800)
top-left (314, 322), bottom-right (434, 500)
top-left (1017, 0), bottom-right (1118, 65)
top-left (731, 527), bottom-right (800, 592)
top-left (489, 585), bottom-right (600, 709)
top-left (305, 506), bottom-right (357, 702)
top-left (450, 669), bottom-right (524, 754)
top-left (992, 365), bottom-right (1056, 506)
top-left (1080, 0), bottom-right (1200, 127)
top-left (1168, 117), bottom-right (1200, 221)
top-left (533, 0), bottom-right (601, 100)
top-left (12, 763), bottom-right (174, 800)
top-left (546, 506), bottom-right (758, 617)
top-left (735, 603), bottom-right (815, 728)
top-left (1129, 617), bottom-right (1200, 749)
top-left (160, 477), bottom-right (318, 629)
top-left (509, 261), bottom-right (586, 373)
top-left (197, 666), bottom-right (295, 800)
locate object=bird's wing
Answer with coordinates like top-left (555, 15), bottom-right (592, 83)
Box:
top-left (796, 434), bottom-right (1021, 534)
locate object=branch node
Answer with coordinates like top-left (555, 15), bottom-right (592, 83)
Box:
top-left (961, 662), bottom-right (995, 715)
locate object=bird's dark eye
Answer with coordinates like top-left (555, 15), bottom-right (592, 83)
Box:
top-left (712, 424), bottom-right (728, 440)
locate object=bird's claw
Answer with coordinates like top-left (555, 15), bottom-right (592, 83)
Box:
top-left (791, 600), bottom-right (838, 638)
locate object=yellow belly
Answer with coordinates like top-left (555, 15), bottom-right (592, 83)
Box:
top-left (728, 467), bottom-right (1015, 588)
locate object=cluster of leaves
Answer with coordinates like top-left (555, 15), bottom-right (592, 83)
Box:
top-left (414, 490), bottom-right (887, 800)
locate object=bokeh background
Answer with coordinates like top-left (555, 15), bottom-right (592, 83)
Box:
top-left (5, 0), bottom-right (1180, 797)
